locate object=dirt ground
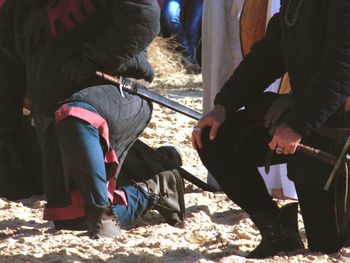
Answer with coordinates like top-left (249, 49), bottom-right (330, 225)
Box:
top-left (0, 38), bottom-right (350, 263)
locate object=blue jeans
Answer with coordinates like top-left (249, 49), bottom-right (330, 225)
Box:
top-left (163, 0), bottom-right (203, 63)
top-left (112, 185), bottom-right (149, 225)
top-left (54, 101), bottom-right (148, 225)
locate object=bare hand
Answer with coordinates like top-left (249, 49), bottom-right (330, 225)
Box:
top-left (268, 123), bottom-right (302, 155)
top-left (192, 104), bottom-right (226, 149)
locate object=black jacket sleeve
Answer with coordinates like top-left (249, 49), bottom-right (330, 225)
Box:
top-left (82, 0), bottom-right (160, 71)
top-left (284, 0), bottom-right (350, 135)
top-left (214, 13), bottom-right (286, 114)
top-left (117, 49), bottom-right (155, 82)
top-left (0, 0), bottom-right (26, 137)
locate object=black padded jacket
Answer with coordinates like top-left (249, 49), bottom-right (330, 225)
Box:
top-left (0, 0), bottom-right (160, 134)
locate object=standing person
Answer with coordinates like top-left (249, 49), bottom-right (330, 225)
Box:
top-left (202, 0), bottom-right (243, 114)
top-left (193, 0), bottom-right (350, 258)
top-left (0, 0), bottom-right (185, 239)
top-left (202, 0), bottom-right (297, 200)
top-left (162, 0), bottom-right (203, 72)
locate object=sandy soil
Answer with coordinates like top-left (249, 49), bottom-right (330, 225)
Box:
top-left (1, 91), bottom-right (349, 263)
top-left (1, 38), bottom-right (350, 263)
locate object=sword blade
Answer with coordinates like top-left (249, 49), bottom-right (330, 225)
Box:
top-left (96, 71), bottom-right (202, 120)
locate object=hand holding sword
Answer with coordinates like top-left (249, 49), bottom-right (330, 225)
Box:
top-left (263, 96), bottom-right (350, 192)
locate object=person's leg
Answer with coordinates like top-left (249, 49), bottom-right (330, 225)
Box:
top-left (116, 143), bottom-right (186, 226)
top-left (162, 0), bottom-right (184, 34)
top-left (55, 85), bottom-right (184, 231)
top-left (198, 93), bottom-right (293, 216)
top-left (55, 106), bottom-right (120, 238)
top-left (33, 108), bottom-right (77, 219)
top-left (198, 112), bottom-right (282, 217)
top-left (112, 185), bottom-right (148, 225)
top-left (55, 117), bottom-right (109, 208)
top-left (55, 114), bottom-right (156, 228)
top-left (163, 0), bottom-right (197, 65)
top-left (114, 169), bottom-right (186, 227)
top-left (197, 94), bottom-right (304, 258)
top-left (183, 0), bottom-right (203, 64)
top-left (295, 182), bottom-right (350, 253)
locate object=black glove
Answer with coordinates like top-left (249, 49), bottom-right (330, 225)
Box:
top-left (117, 51), bottom-right (155, 82)
top-left (62, 56), bottom-right (96, 84)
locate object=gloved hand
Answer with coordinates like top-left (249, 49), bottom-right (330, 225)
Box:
top-left (117, 51), bottom-right (155, 82)
top-left (62, 56), bottom-right (96, 84)
top-left (264, 94), bottom-right (296, 135)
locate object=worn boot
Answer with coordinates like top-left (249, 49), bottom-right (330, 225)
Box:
top-left (247, 203), bottom-right (304, 258)
top-left (86, 205), bottom-right (121, 239)
top-left (134, 169), bottom-right (185, 226)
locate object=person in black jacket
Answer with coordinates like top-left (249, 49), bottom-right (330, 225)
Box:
top-left (0, 0), bottom-right (185, 239)
top-left (192, 0), bottom-right (350, 258)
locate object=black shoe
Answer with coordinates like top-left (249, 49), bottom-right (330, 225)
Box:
top-left (247, 203), bottom-right (305, 259)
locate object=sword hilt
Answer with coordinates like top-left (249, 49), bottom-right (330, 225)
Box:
top-left (297, 143), bottom-right (338, 166)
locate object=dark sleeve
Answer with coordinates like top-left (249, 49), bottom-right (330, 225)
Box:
top-left (214, 13), bottom-right (286, 114)
top-left (82, 0), bottom-right (160, 71)
top-left (284, 1), bottom-right (350, 135)
top-left (0, 0), bottom-right (26, 137)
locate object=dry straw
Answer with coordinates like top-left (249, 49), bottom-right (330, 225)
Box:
top-left (148, 37), bottom-right (202, 90)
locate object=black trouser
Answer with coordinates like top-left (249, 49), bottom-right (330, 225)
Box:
top-left (198, 104), bottom-right (283, 218)
top-left (296, 183), bottom-right (349, 253)
top-left (198, 94), bottom-right (349, 253)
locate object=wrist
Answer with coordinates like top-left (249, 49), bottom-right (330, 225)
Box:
top-left (213, 104), bottom-right (226, 119)
top-left (280, 122), bottom-right (302, 138)
top-left (214, 104), bottom-right (226, 113)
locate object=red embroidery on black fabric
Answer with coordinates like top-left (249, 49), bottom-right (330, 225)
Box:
top-left (48, 0), bottom-right (96, 37)
top-left (0, 0), bottom-right (5, 9)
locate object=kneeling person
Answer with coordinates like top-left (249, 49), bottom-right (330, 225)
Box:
top-left (0, 0), bottom-right (184, 239)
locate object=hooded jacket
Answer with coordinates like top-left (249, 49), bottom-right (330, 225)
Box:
top-left (0, 0), bottom-right (160, 125)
